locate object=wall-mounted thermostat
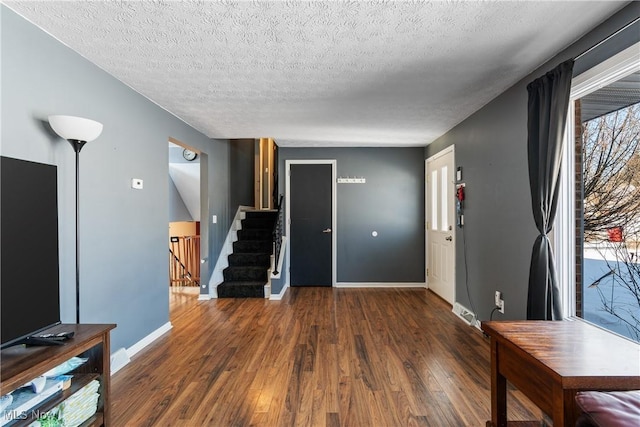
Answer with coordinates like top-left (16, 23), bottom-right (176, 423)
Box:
top-left (131, 178), bottom-right (143, 190)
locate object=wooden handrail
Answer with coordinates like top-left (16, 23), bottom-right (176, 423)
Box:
top-left (169, 235), bottom-right (200, 286)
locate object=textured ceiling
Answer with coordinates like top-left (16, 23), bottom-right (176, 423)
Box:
top-left (4, 1), bottom-right (629, 147)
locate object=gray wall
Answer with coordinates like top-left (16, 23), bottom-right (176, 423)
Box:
top-left (168, 145), bottom-right (199, 222)
top-left (168, 176), bottom-right (192, 222)
top-left (1, 6), bottom-right (231, 351)
top-left (425, 3), bottom-right (640, 322)
top-left (277, 147), bottom-right (425, 289)
top-left (230, 139), bottom-right (255, 216)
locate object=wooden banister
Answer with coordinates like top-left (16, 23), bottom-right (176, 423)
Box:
top-left (169, 235), bottom-right (200, 286)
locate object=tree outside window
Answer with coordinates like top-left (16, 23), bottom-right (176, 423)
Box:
top-left (580, 92), bottom-right (640, 342)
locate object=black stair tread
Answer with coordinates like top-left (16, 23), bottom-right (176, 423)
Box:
top-left (241, 219), bottom-right (276, 229)
top-left (217, 281), bottom-right (266, 298)
top-left (228, 253), bottom-right (270, 263)
top-left (232, 251), bottom-right (273, 256)
top-left (223, 251), bottom-right (269, 280)
top-left (228, 254), bottom-right (271, 268)
top-left (219, 281), bottom-right (267, 286)
top-left (223, 266), bottom-right (268, 279)
top-left (229, 252), bottom-right (270, 257)
top-left (231, 246), bottom-right (272, 252)
top-left (237, 229), bottom-right (273, 240)
top-left (245, 210), bottom-right (278, 218)
top-left (233, 240), bottom-right (273, 254)
top-left (224, 266), bottom-right (267, 272)
top-left (233, 242), bottom-right (272, 245)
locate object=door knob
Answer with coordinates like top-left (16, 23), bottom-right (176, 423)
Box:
top-left (322, 228), bottom-right (332, 233)
top-left (445, 236), bottom-right (452, 241)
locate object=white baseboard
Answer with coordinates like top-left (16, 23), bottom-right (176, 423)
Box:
top-left (110, 322), bottom-right (173, 375)
top-left (127, 321), bottom-right (173, 360)
top-left (269, 282), bottom-right (289, 300)
top-left (198, 293), bottom-right (211, 301)
top-left (335, 282), bottom-right (427, 288)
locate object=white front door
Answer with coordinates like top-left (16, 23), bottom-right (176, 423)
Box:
top-left (426, 147), bottom-right (455, 305)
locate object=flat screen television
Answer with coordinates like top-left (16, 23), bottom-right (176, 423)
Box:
top-left (1, 156), bottom-right (61, 348)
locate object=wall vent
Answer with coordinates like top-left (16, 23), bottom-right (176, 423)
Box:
top-left (453, 302), bottom-right (477, 328)
top-left (110, 347), bottom-right (130, 375)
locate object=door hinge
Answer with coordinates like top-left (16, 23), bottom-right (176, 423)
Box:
top-left (426, 268), bottom-right (429, 277)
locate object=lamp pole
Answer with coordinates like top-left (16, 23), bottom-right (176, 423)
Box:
top-left (69, 139), bottom-right (87, 324)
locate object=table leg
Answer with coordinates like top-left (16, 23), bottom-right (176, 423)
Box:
top-left (561, 389), bottom-right (581, 426)
top-left (551, 386), bottom-right (565, 427)
top-left (491, 339), bottom-right (507, 427)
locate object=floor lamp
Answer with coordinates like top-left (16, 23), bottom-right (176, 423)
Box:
top-left (48, 115), bottom-right (103, 324)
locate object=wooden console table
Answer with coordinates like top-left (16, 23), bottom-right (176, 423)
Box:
top-left (481, 320), bottom-right (640, 427)
top-left (1, 324), bottom-right (115, 426)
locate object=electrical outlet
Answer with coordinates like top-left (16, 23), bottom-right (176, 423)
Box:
top-left (495, 290), bottom-right (505, 314)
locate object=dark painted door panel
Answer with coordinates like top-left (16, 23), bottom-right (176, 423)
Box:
top-left (290, 164), bottom-right (332, 286)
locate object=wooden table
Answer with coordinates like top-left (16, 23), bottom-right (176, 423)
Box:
top-left (481, 320), bottom-right (640, 427)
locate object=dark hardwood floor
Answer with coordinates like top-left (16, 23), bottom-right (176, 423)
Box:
top-left (111, 287), bottom-right (542, 426)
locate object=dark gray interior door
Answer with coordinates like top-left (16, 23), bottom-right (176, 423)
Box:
top-left (290, 163), bottom-right (332, 286)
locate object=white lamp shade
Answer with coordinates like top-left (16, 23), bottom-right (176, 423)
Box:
top-left (48, 115), bottom-right (103, 142)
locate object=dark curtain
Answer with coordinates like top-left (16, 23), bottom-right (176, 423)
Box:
top-left (526, 59), bottom-right (574, 320)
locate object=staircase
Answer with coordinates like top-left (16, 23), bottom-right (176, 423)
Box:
top-left (217, 210), bottom-right (277, 298)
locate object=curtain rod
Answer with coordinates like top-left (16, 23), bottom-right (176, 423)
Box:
top-left (575, 16), bottom-right (640, 61)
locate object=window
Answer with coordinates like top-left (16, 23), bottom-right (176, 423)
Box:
top-left (431, 170), bottom-right (438, 231)
top-left (440, 165), bottom-right (448, 231)
top-left (557, 43), bottom-right (640, 342)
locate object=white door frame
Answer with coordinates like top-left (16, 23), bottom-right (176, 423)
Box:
top-left (425, 145), bottom-right (456, 304)
top-left (168, 137), bottom-right (209, 297)
top-left (285, 159), bottom-right (337, 287)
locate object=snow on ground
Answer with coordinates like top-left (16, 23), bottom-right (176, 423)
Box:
top-left (582, 247), bottom-right (640, 343)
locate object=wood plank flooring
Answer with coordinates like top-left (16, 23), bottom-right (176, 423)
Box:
top-left (111, 287), bottom-right (543, 426)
